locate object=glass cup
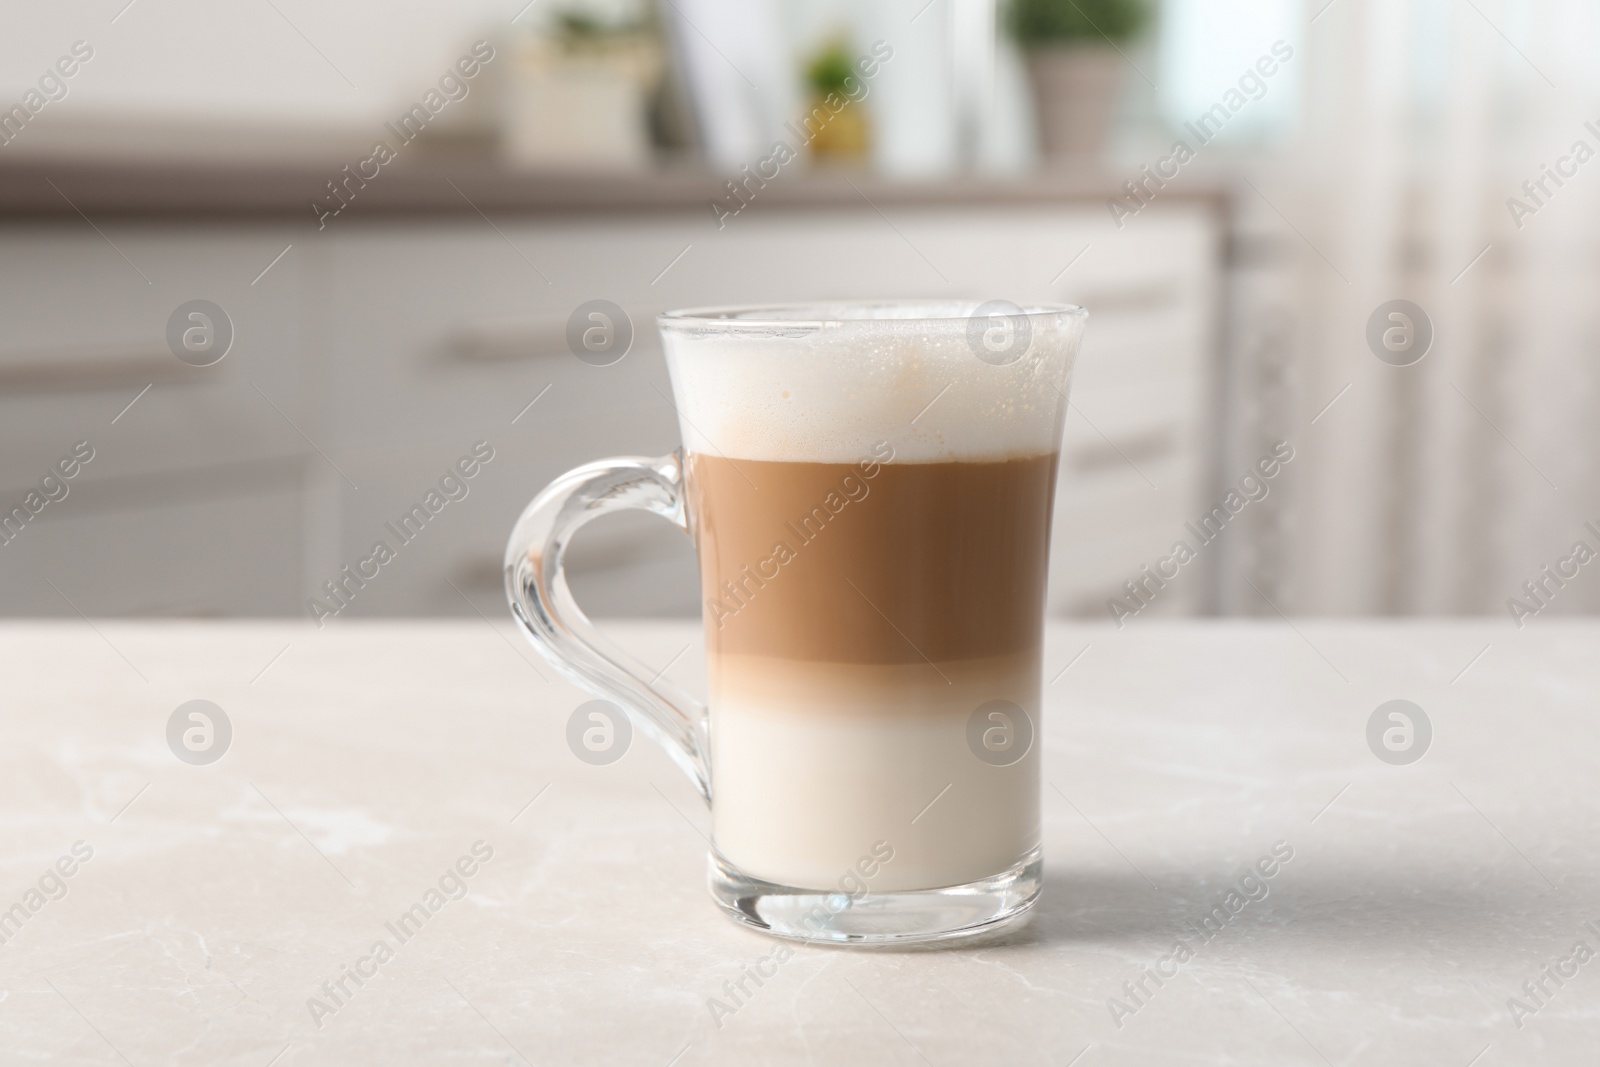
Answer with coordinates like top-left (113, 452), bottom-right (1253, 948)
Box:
top-left (506, 300), bottom-right (1086, 943)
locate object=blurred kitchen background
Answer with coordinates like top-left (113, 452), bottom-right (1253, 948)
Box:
top-left (1, 0), bottom-right (1594, 623)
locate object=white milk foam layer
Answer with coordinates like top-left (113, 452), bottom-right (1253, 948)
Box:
top-left (661, 302), bottom-right (1084, 464)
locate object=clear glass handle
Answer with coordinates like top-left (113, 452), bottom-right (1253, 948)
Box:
top-left (504, 451), bottom-right (710, 802)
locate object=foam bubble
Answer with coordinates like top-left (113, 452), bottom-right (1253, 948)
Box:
top-left (660, 302), bottom-right (1086, 464)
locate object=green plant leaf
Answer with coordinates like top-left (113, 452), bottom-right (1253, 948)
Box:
top-left (1007, 0), bottom-right (1149, 45)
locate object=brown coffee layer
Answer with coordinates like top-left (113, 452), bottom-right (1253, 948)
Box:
top-left (687, 450), bottom-right (1058, 664)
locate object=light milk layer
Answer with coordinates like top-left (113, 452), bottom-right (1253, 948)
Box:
top-left (708, 652), bottom-right (1041, 891)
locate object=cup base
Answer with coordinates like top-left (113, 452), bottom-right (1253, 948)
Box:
top-left (707, 847), bottom-right (1043, 945)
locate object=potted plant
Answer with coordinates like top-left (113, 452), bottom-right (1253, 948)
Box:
top-left (501, 7), bottom-right (665, 170)
top-left (801, 38), bottom-right (870, 164)
top-left (1008, 0), bottom-right (1149, 158)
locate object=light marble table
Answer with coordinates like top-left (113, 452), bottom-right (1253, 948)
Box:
top-left (1, 619), bottom-right (1594, 1065)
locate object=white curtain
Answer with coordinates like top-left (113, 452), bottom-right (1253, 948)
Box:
top-left (1223, 0), bottom-right (1600, 617)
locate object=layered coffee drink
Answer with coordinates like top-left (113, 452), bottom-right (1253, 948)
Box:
top-left (664, 305), bottom-right (1075, 893)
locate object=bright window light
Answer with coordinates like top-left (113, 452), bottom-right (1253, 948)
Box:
top-left (1158, 0), bottom-right (1302, 144)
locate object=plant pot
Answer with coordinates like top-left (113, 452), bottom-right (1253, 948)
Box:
top-left (1024, 44), bottom-right (1126, 159)
top-left (501, 35), bottom-right (663, 170)
top-left (804, 94), bottom-right (869, 163)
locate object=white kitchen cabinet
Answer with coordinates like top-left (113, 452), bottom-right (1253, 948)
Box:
top-left (0, 194), bottom-right (1220, 620)
top-left (0, 227), bottom-right (313, 614)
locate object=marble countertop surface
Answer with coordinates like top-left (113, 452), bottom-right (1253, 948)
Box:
top-left (1, 618), bottom-right (1593, 1065)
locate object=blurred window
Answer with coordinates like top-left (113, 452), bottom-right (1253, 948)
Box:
top-left (1158, 0), bottom-right (1302, 145)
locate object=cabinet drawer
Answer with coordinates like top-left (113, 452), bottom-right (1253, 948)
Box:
top-left (0, 226), bottom-right (310, 486)
top-left (0, 471), bottom-right (306, 616)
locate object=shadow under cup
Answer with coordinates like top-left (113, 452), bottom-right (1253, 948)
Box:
top-left (510, 300), bottom-right (1085, 944)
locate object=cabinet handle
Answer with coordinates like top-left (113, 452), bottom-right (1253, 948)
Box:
top-left (443, 320), bottom-right (571, 363)
top-left (1067, 427), bottom-right (1176, 475)
top-left (1062, 282), bottom-right (1180, 315)
top-left (0, 345), bottom-right (201, 392)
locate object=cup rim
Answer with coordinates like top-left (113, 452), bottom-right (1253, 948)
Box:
top-left (657, 300), bottom-right (1088, 331)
